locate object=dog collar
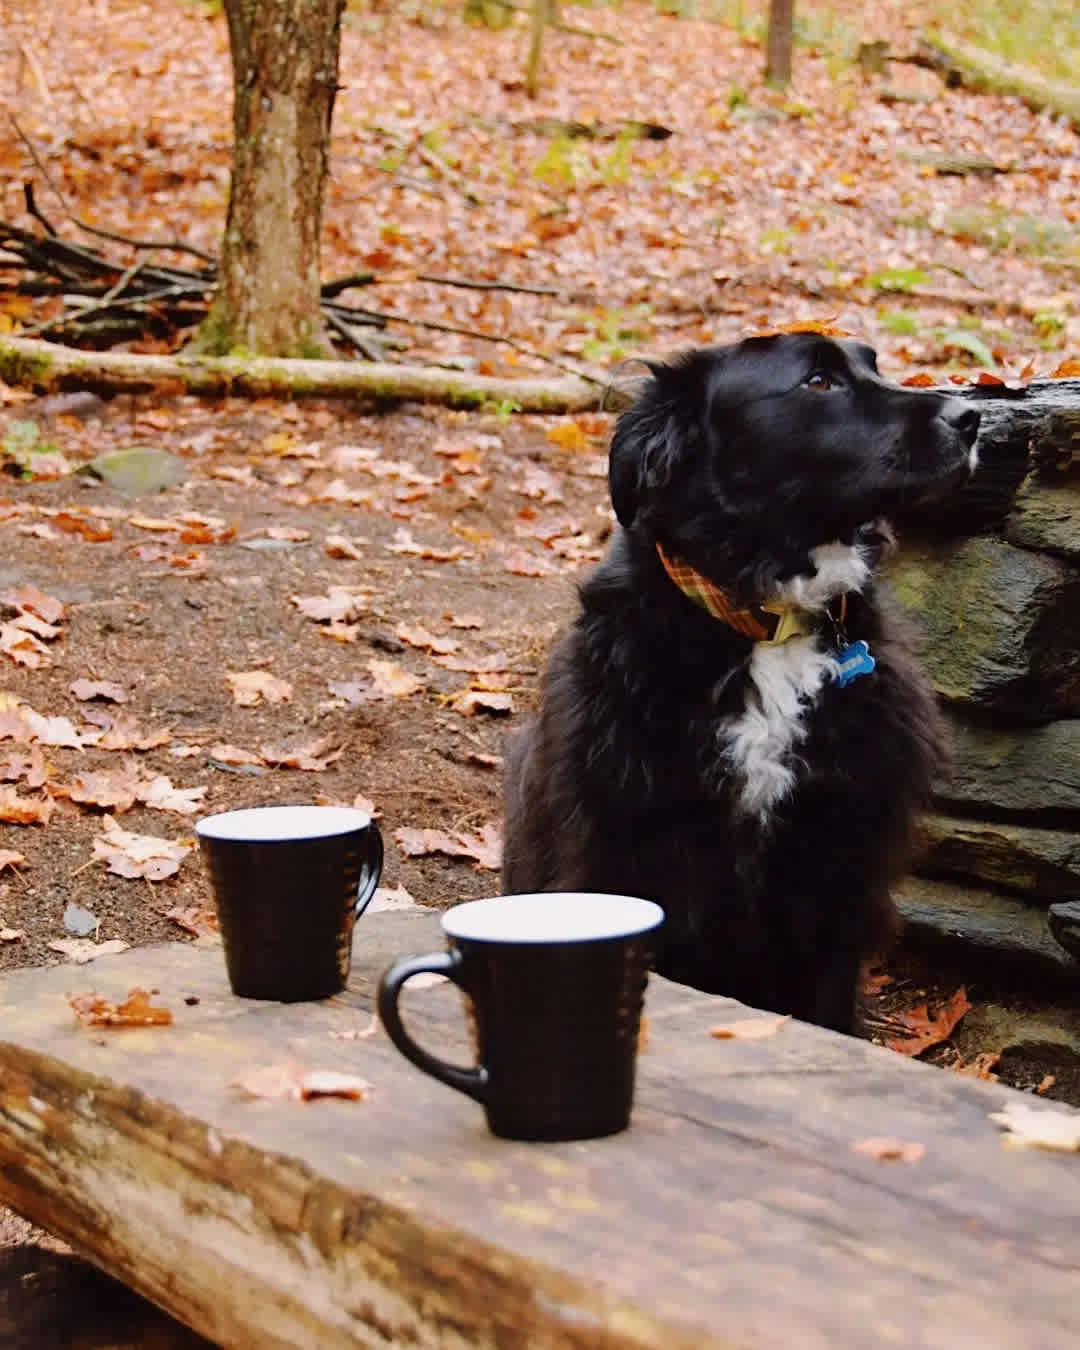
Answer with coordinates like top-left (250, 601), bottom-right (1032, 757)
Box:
top-left (655, 544), bottom-right (822, 644)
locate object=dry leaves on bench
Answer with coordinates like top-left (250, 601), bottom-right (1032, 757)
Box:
top-left (990, 1101), bottom-right (1080, 1153)
top-left (709, 1015), bottom-right (791, 1041)
top-left (68, 987), bottom-right (173, 1027)
top-left (232, 1060), bottom-right (373, 1102)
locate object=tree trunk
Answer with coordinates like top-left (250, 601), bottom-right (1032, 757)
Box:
top-left (765, 0), bottom-right (794, 86)
top-left (194, 0), bottom-right (345, 358)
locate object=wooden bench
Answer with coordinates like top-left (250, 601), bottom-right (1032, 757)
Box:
top-left (1, 907), bottom-right (1078, 1349)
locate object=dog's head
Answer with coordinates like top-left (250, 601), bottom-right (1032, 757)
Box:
top-left (609, 333), bottom-right (979, 596)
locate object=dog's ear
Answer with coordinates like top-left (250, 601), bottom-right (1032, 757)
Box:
top-left (609, 353), bottom-right (718, 528)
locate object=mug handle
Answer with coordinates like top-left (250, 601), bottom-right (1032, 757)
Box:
top-left (354, 823), bottom-right (384, 918)
top-left (377, 949), bottom-right (489, 1103)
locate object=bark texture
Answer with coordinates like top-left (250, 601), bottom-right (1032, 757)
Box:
top-left (765, 0), bottom-right (795, 86)
top-left (196, 0), bottom-right (346, 357)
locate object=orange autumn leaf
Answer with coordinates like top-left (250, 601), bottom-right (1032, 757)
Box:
top-left (68, 988), bottom-right (173, 1028)
top-left (901, 372), bottom-right (937, 387)
top-left (1050, 358), bottom-right (1080, 378)
top-left (0, 787), bottom-right (54, 825)
top-left (166, 906), bottom-right (220, 939)
top-left (884, 988), bottom-right (972, 1057)
top-left (226, 670), bottom-right (293, 707)
top-left (394, 822), bottom-right (501, 870)
top-left (546, 421), bottom-right (591, 453)
top-left (851, 1137), bottom-right (926, 1163)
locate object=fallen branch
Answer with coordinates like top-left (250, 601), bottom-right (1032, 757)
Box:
top-left (915, 33), bottom-right (1080, 131)
top-left (0, 335), bottom-right (604, 412)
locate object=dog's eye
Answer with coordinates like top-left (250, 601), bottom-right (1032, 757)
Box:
top-left (804, 370), bottom-right (840, 392)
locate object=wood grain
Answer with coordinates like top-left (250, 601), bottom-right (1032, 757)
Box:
top-left (1, 910), bottom-right (1079, 1349)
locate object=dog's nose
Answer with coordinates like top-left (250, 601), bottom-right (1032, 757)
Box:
top-left (944, 402), bottom-right (980, 448)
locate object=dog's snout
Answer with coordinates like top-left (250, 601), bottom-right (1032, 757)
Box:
top-left (943, 401), bottom-right (980, 448)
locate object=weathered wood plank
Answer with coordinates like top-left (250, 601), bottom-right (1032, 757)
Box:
top-left (1, 910), bottom-right (1079, 1350)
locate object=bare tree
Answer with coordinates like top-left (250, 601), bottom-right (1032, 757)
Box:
top-left (765, 0), bottom-right (794, 87)
top-left (195, 0), bottom-right (345, 357)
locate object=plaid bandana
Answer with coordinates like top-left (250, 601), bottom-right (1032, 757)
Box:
top-left (655, 544), bottom-right (814, 644)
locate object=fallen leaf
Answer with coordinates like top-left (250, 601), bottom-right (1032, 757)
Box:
top-left (884, 988), bottom-right (971, 1056)
top-left (227, 671), bottom-right (294, 706)
top-left (449, 689), bottom-right (514, 716)
top-left (0, 623), bottom-right (52, 668)
top-left (368, 882), bottom-right (418, 912)
top-left (0, 849), bottom-right (26, 871)
top-left (0, 928), bottom-right (25, 942)
top-left (19, 709), bottom-right (86, 748)
top-left (166, 906), bottom-right (220, 939)
top-left (389, 527), bottom-right (468, 562)
top-left (68, 987), bottom-right (173, 1026)
top-left (291, 587), bottom-right (368, 624)
top-left (128, 514), bottom-right (183, 532)
top-left (546, 421), bottom-right (591, 453)
top-left (445, 612), bottom-right (484, 629)
top-left (431, 650), bottom-right (513, 674)
top-left (90, 713), bottom-right (173, 751)
top-left (367, 659), bottom-right (424, 699)
top-left (990, 1100), bottom-right (1080, 1152)
top-left (232, 1060), bottom-right (373, 1102)
top-left (207, 743), bottom-right (265, 766)
top-left (10, 611), bottom-right (62, 641)
top-left (395, 623), bottom-right (460, 655)
top-left (258, 735), bottom-right (344, 772)
top-left (70, 679), bottom-right (127, 703)
top-left (1050, 359), bottom-right (1080, 379)
top-left (0, 788), bottom-right (53, 825)
top-left (1038, 1074), bottom-right (1057, 1095)
top-left (54, 766), bottom-right (142, 813)
top-left (709, 1015), bottom-right (791, 1040)
top-left (901, 372), bottom-right (937, 387)
top-left (0, 585), bottom-right (64, 625)
top-left (51, 513), bottom-right (113, 542)
top-left (953, 1052), bottom-right (1001, 1080)
top-left (325, 534), bottom-right (365, 560)
top-left (851, 1137), bottom-right (926, 1163)
top-left (138, 775), bottom-right (209, 815)
top-left (48, 938), bottom-right (131, 964)
top-left (465, 750), bottom-right (501, 770)
top-left (0, 748), bottom-right (46, 788)
top-left (501, 545), bottom-right (557, 577)
top-left (90, 815), bottom-right (194, 880)
top-left (394, 822), bottom-right (502, 870)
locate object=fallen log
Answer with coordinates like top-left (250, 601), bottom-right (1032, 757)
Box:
top-left (917, 33), bottom-right (1080, 132)
top-left (0, 335), bottom-right (605, 413)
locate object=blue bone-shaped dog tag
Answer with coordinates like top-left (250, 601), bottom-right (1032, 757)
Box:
top-left (832, 639), bottom-right (876, 688)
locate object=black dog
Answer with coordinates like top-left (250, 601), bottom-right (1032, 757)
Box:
top-left (502, 332), bottom-right (979, 1033)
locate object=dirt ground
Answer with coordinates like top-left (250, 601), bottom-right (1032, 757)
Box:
top-left (0, 389), bottom-right (600, 969)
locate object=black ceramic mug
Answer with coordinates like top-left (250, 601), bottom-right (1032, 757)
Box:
top-left (377, 892), bottom-right (664, 1141)
top-left (196, 804), bottom-right (383, 1001)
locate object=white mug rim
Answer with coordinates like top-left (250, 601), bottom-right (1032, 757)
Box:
top-left (441, 892), bottom-right (664, 944)
top-left (195, 803), bottom-right (373, 843)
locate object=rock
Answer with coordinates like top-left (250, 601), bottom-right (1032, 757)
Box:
top-left (895, 876), bottom-right (1077, 975)
top-left (919, 814), bottom-right (1080, 903)
top-left (1006, 479), bottom-right (1080, 561)
top-left (1048, 902), bottom-right (1080, 959)
top-left (886, 536), bottom-right (1080, 719)
top-left (937, 715), bottom-right (1080, 825)
top-left (81, 447), bottom-right (187, 494)
top-left (62, 903), bottom-right (98, 938)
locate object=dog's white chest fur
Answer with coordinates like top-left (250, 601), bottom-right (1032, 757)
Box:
top-left (719, 541), bottom-right (870, 822)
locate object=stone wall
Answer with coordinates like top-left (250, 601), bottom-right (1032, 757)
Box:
top-left (886, 380), bottom-right (1080, 978)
